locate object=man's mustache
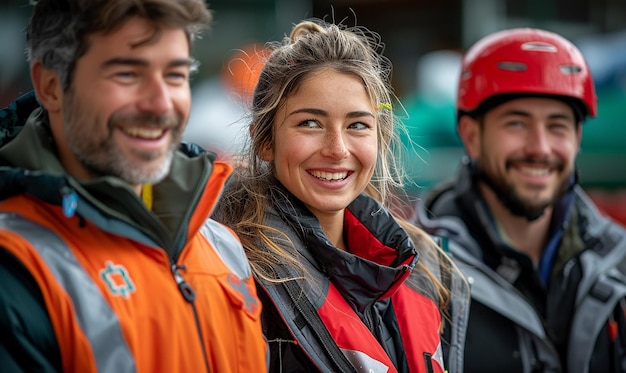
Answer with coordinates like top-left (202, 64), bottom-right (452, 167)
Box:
top-left (110, 112), bottom-right (182, 129)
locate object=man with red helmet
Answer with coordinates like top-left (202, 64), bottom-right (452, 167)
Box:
top-left (414, 28), bottom-right (626, 372)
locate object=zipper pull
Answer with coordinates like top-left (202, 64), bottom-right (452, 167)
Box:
top-left (171, 264), bottom-right (196, 302)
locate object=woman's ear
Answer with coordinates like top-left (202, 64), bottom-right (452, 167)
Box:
top-left (31, 60), bottom-right (63, 113)
top-left (259, 141), bottom-right (274, 162)
top-left (458, 115), bottom-right (481, 159)
top-left (250, 123), bottom-right (275, 161)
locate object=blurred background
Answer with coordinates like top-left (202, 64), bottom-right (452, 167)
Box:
top-left (1, 0), bottom-right (625, 224)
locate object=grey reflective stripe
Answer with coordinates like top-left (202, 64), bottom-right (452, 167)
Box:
top-left (0, 212), bottom-right (136, 373)
top-left (453, 248), bottom-right (547, 337)
top-left (341, 349), bottom-right (389, 372)
top-left (200, 219), bottom-right (252, 279)
top-left (568, 249), bottom-right (626, 372)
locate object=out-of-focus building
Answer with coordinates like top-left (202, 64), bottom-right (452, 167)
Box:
top-left (2, 0), bottom-right (625, 224)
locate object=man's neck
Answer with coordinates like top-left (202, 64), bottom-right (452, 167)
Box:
top-left (479, 184), bottom-right (552, 264)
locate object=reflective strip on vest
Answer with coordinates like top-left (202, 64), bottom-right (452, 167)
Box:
top-left (0, 212), bottom-right (136, 373)
top-left (200, 219), bottom-right (251, 279)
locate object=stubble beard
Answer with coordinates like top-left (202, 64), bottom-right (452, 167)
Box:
top-left (477, 158), bottom-right (571, 221)
top-left (63, 91), bottom-right (183, 185)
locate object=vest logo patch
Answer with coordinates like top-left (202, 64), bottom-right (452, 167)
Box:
top-left (100, 261), bottom-right (136, 298)
top-left (227, 273), bottom-right (259, 313)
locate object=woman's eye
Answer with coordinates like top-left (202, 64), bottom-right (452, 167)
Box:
top-left (298, 119), bottom-right (319, 128)
top-left (349, 122), bottom-right (370, 130)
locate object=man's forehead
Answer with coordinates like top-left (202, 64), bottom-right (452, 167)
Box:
top-left (81, 21), bottom-right (190, 64)
top-left (87, 17), bottom-right (189, 52)
top-left (488, 97), bottom-right (577, 118)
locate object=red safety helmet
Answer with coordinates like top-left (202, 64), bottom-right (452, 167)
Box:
top-left (457, 28), bottom-right (597, 121)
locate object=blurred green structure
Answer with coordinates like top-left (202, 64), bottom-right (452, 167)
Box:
top-left (401, 89), bottom-right (626, 194)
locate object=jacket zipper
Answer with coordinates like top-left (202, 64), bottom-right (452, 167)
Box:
top-left (171, 263), bottom-right (211, 373)
top-left (363, 304), bottom-right (376, 335)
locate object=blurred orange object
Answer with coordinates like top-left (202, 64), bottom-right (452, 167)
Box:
top-left (222, 44), bottom-right (269, 102)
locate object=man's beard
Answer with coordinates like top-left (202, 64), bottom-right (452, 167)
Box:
top-left (473, 158), bottom-right (573, 221)
top-left (63, 91), bottom-right (183, 185)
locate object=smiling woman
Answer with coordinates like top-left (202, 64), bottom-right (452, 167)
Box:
top-left (260, 69), bottom-right (378, 245)
top-left (214, 18), bottom-right (469, 373)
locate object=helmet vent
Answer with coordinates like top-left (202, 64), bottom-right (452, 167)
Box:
top-left (521, 41), bottom-right (558, 52)
top-left (560, 65), bottom-right (583, 74)
top-left (496, 61), bottom-right (527, 71)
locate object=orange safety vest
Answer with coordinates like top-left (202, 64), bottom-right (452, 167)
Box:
top-left (0, 163), bottom-right (267, 372)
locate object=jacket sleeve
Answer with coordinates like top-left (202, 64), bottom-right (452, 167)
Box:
top-left (0, 247), bottom-right (62, 373)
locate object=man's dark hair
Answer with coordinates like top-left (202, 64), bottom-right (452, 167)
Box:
top-left (27, 0), bottom-right (212, 91)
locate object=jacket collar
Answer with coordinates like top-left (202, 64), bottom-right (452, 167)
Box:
top-left (425, 159), bottom-right (580, 268)
top-left (268, 180), bottom-right (418, 314)
top-left (0, 96), bottom-right (222, 254)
